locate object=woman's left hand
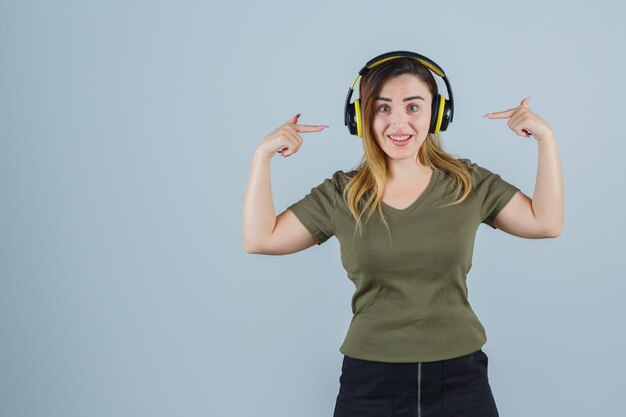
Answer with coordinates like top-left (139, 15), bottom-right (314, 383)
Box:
top-left (484, 97), bottom-right (554, 142)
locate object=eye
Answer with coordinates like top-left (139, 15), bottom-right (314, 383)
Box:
top-left (378, 105), bottom-right (389, 113)
top-left (407, 104), bottom-right (419, 112)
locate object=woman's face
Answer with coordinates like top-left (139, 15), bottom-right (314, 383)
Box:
top-left (372, 74), bottom-right (433, 163)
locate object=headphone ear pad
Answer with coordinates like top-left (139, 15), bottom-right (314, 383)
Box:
top-left (354, 98), bottom-right (363, 138)
top-left (439, 100), bottom-right (452, 132)
top-left (346, 101), bottom-right (357, 136)
top-left (429, 94), bottom-right (442, 134)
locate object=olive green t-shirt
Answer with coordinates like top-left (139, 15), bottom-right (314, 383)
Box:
top-left (287, 158), bottom-right (520, 363)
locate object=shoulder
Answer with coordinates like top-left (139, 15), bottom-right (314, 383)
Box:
top-left (303, 169), bottom-right (358, 198)
top-left (327, 168), bottom-right (359, 190)
top-left (455, 157), bottom-right (497, 182)
top-left (456, 157), bottom-right (479, 172)
top-left (332, 168), bottom-right (359, 179)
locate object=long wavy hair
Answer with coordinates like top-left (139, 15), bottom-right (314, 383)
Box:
top-left (342, 56), bottom-right (475, 242)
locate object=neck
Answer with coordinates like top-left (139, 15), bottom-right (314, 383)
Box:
top-left (386, 157), bottom-right (432, 181)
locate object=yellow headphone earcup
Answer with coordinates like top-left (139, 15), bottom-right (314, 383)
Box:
top-left (354, 98), bottom-right (363, 138)
top-left (433, 95), bottom-right (446, 134)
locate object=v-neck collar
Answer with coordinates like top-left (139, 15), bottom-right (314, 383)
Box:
top-left (381, 170), bottom-right (440, 217)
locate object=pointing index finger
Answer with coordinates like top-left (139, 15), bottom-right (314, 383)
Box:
top-left (484, 107), bottom-right (517, 119)
top-left (295, 124), bottom-right (329, 133)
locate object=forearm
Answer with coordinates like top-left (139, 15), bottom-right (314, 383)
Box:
top-left (531, 134), bottom-right (564, 235)
top-left (242, 150), bottom-right (277, 251)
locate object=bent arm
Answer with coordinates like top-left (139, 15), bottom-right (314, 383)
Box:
top-left (242, 150), bottom-right (277, 253)
top-left (532, 134), bottom-right (564, 236)
top-left (493, 134), bottom-right (564, 237)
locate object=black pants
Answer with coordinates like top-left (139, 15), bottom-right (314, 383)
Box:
top-left (333, 349), bottom-right (499, 417)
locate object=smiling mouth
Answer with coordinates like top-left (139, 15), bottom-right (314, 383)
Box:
top-left (387, 135), bottom-right (412, 142)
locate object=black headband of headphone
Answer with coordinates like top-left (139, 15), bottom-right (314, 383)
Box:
top-left (344, 50), bottom-right (455, 138)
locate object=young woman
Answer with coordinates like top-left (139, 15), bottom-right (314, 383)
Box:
top-left (243, 51), bottom-right (563, 417)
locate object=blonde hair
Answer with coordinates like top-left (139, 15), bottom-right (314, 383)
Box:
top-left (341, 57), bottom-right (475, 243)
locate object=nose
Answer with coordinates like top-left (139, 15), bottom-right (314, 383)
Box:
top-left (390, 110), bottom-right (410, 127)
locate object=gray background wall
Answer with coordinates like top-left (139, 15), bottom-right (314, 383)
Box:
top-left (1, 0), bottom-right (624, 416)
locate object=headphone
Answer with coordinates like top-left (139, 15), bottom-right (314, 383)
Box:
top-left (344, 50), bottom-right (455, 138)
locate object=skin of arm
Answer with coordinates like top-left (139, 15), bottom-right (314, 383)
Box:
top-left (242, 114), bottom-right (326, 252)
top-left (242, 151), bottom-right (277, 253)
top-left (487, 97), bottom-right (564, 238)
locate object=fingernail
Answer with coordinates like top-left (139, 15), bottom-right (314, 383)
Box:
top-left (295, 113), bottom-right (301, 118)
top-left (320, 125), bottom-right (329, 129)
top-left (483, 113), bottom-right (491, 118)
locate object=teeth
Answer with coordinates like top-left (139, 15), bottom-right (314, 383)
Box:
top-left (389, 135), bottom-right (411, 141)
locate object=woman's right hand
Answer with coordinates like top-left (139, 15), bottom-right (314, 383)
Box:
top-left (255, 114), bottom-right (328, 159)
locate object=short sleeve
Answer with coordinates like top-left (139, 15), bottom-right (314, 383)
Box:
top-left (286, 173), bottom-right (338, 245)
top-left (464, 159), bottom-right (520, 229)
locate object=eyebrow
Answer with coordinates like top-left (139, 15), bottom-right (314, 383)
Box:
top-left (375, 95), bottom-right (425, 102)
